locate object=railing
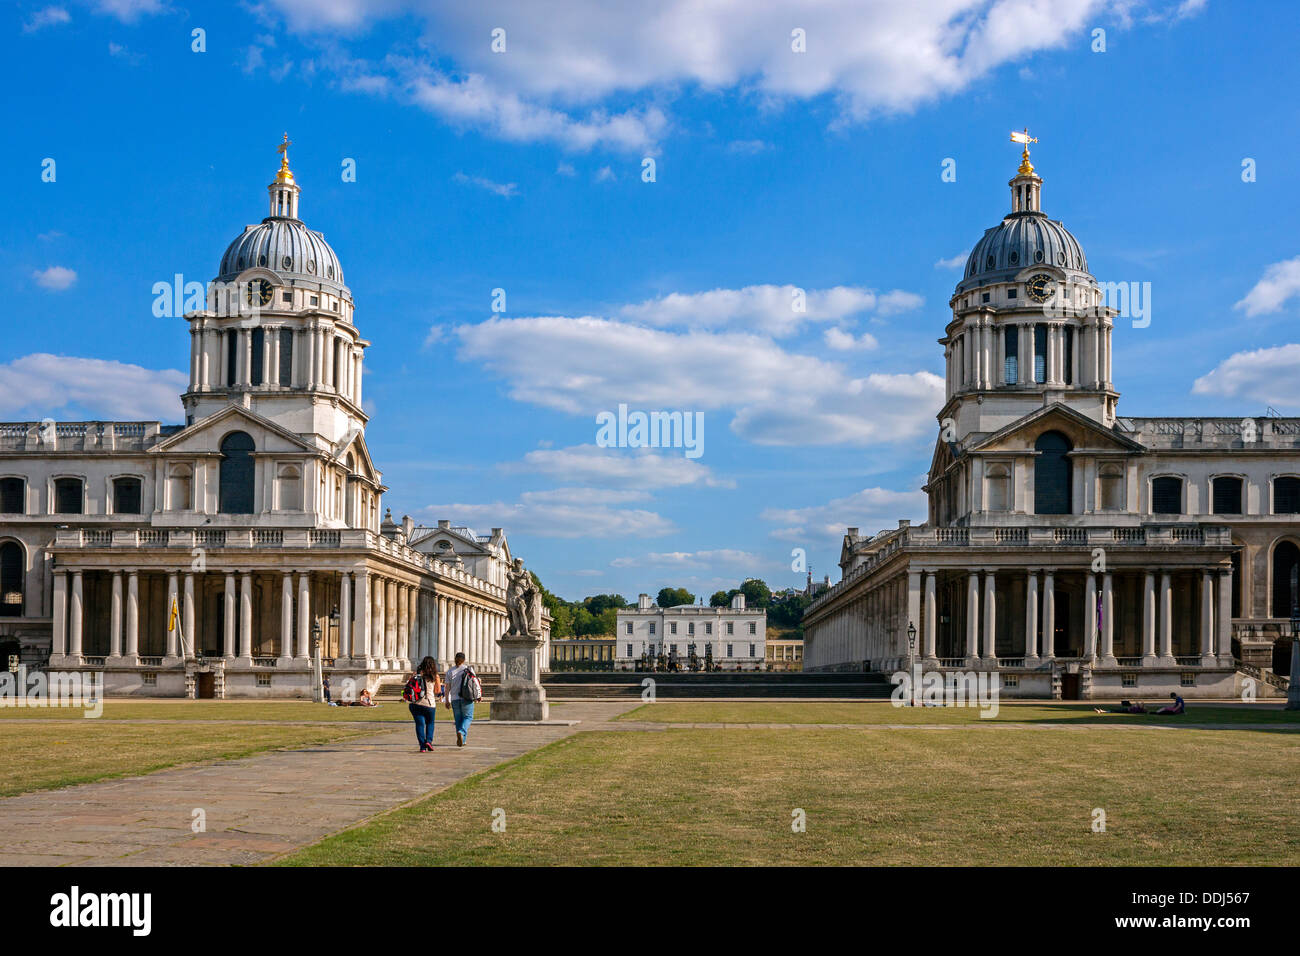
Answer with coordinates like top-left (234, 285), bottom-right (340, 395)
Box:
top-left (1113, 528), bottom-right (1145, 543)
top-left (196, 530), bottom-right (226, 547)
top-left (935, 528), bottom-right (968, 544)
top-left (252, 530), bottom-right (283, 546)
top-left (938, 657), bottom-right (966, 667)
top-left (1054, 528), bottom-right (1087, 543)
top-left (252, 657), bottom-right (278, 667)
top-left (997, 657), bottom-right (1025, 668)
top-left (310, 531), bottom-right (341, 547)
top-left (139, 530), bottom-right (167, 546)
top-left (1172, 527), bottom-right (1204, 543)
top-left (1175, 656), bottom-right (1201, 667)
top-left (83, 530), bottom-right (112, 546)
top-left (994, 528), bottom-right (1027, 544)
top-left (139, 657), bottom-right (162, 667)
top-left (1115, 657), bottom-right (1143, 667)
top-left (83, 656), bottom-right (106, 667)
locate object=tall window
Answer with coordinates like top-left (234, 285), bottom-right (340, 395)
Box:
top-left (251, 328), bottom-right (265, 386)
top-left (53, 478), bottom-right (84, 514)
top-left (1033, 324), bottom-right (1047, 383)
top-left (219, 432), bottom-right (256, 515)
top-left (1064, 327), bottom-right (1074, 385)
top-left (1152, 476), bottom-right (1183, 515)
top-left (1003, 326), bottom-right (1018, 384)
top-left (279, 329), bottom-right (294, 385)
top-left (1213, 476), bottom-right (1244, 515)
top-left (1033, 431), bottom-right (1072, 514)
top-left (1275, 477), bottom-right (1300, 514)
top-left (0, 478), bottom-right (24, 515)
top-left (226, 331), bottom-right (238, 387)
top-left (112, 477), bottom-right (142, 515)
top-left (0, 542), bottom-right (22, 618)
top-left (1272, 541), bottom-right (1300, 618)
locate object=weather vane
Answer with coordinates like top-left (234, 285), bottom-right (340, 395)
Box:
top-left (1010, 127), bottom-right (1038, 174)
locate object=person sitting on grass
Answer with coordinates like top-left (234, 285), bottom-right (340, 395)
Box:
top-left (1156, 692), bottom-right (1186, 714)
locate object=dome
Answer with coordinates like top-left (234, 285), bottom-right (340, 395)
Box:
top-left (217, 217), bottom-right (345, 287)
top-left (956, 213), bottom-right (1088, 294)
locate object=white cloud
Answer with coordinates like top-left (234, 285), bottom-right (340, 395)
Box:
top-left (610, 549), bottom-right (761, 569)
top-left (617, 284), bottom-right (913, 336)
top-left (823, 327), bottom-right (878, 351)
top-left (1234, 256), bottom-right (1300, 317)
top-left (556, 162), bottom-right (576, 176)
top-left (504, 444), bottom-right (733, 489)
top-left (934, 251), bottom-right (969, 270)
top-left (455, 315), bottom-right (943, 446)
top-left (760, 487), bottom-right (928, 543)
top-left (594, 165), bottom-right (616, 183)
top-left (452, 171), bottom-right (518, 198)
top-left (727, 139), bottom-right (770, 154)
top-left (414, 487), bottom-right (674, 538)
top-left (1191, 344), bottom-right (1300, 407)
top-left (94, 0), bottom-right (167, 22)
top-left (32, 266), bottom-right (76, 291)
top-left (23, 6), bottom-right (70, 31)
top-left (0, 354), bottom-right (186, 421)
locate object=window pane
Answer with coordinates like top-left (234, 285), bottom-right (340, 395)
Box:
top-left (1213, 477), bottom-right (1242, 515)
top-left (54, 479), bottom-right (83, 514)
top-left (0, 478), bottom-right (24, 515)
top-left (113, 478), bottom-right (142, 515)
top-left (1152, 477), bottom-right (1182, 515)
top-left (1275, 477), bottom-right (1300, 514)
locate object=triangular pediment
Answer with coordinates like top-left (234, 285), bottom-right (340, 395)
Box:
top-left (150, 404), bottom-right (316, 455)
top-left (970, 403), bottom-right (1147, 455)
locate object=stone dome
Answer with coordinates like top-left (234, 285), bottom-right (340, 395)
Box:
top-left (217, 217), bottom-right (344, 287)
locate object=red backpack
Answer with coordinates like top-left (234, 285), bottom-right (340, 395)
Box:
top-left (401, 675), bottom-right (424, 703)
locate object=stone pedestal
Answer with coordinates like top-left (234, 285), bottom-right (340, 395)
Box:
top-left (492, 633), bottom-right (549, 721)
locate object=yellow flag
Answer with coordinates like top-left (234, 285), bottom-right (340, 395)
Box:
top-left (168, 598), bottom-right (178, 633)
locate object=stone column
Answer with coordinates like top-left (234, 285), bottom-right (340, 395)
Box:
top-left (109, 571), bottom-right (124, 660)
top-left (183, 573), bottom-right (196, 660)
top-left (433, 594), bottom-right (444, 666)
top-left (397, 583), bottom-right (410, 667)
top-left (409, 587), bottom-right (419, 665)
top-left (965, 572), bottom-right (979, 664)
top-left (224, 573), bottom-right (237, 658)
top-left (164, 572), bottom-right (178, 661)
top-left (1084, 572), bottom-right (1098, 660)
top-left (923, 571), bottom-right (937, 661)
top-left (51, 571), bottom-right (68, 661)
top-left (1158, 571), bottom-right (1174, 664)
top-left (1042, 571), bottom-right (1056, 660)
top-left (1200, 570), bottom-right (1215, 665)
top-left (239, 572), bottom-right (253, 661)
top-left (1100, 572), bottom-right (1116, 665)
top-left (125, 572), bottom-right (139, 661)
top-left (1025, 570), bottom-right (1039, 662)
top-left (385, 579), bottom-right (398, 665)
top-left (372, 575), bottom-right (384, 668)
top-left (982, 569), bottom-right (998, 664)
top-left (353, 570), bottom-right (370, 665)
top-left (1142, 571), bottom-right (1158, 665)
top-left (66, 570), bottom-right (84, 662)
top-left (280, 573), bottom-right (294, 663)
top-left (339, 572), bottom-right (353, 661)
top-left (1217, 570), bottom-right (1234, 666)
top-left (298, 572), bottom-right (312, 660)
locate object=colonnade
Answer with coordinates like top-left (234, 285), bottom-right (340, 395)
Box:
top-left (944, 314), bottom-right (1112, 399)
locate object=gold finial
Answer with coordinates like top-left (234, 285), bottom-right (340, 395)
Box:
top-left (1010, 128), bottom-right (1038, 175)
top-left (275, 132), bottom-right (294, 183)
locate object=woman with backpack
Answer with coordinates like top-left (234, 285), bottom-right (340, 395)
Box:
top-left (443, 652), bottom-right (481, 747)
top-left (403, 656), bottom-right (442, 752)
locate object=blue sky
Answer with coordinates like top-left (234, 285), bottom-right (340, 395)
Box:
top-left (5, 0), bottom-right (1300, 603)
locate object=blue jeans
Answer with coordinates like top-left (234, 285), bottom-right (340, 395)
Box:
top-left (451, 700), bottom-right (475, 741)
top-left (409, 703), bottom-right (436, 748)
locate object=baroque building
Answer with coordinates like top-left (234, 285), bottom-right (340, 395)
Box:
top-left (803, 143), bottom-right (1297, 699)
top-left (0, 141), bottom-right (547, 696)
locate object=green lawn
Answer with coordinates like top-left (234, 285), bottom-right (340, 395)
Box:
top-left (279, 725), bottom-right (1300, 866)
top-left (0, 700), bottom-right (492, 722)
top-left (0, 722), bottom-right (379, 797)
top-left (617, 700), bottom-right (1300, 727)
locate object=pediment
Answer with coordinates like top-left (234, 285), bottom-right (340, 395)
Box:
top-left (150, 404), bottom-right (316, 455)
top-left (971, 403), bottom-right (1147, 455)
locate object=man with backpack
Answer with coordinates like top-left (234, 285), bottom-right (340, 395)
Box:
top-left (444, 652), bottom-right (481, 747)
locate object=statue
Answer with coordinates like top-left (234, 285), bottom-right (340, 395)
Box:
top-left (506, 558), bottom-right (543, 637)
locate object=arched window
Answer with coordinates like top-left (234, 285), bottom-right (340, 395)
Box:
top-left (167, 465), bottom-right (193, 512)
top-left (53, 478), bottom-right (84, 515)
top-left (986, 464), bottom-right (1011, 512)
top-left (1275, 476), bottom-right (1300, 514)
top-left (1273, 541), bottom-right (1300, 619)
top-left (1099, 464), bottom-right (1124, 511)
top-left (1152, 476), bottom-right (1183, 515)
top-left (276, 464), bottom-right (302, 511)
top-left (1212, 476), bottom-right (1243, 515)
top-left (1033, 431), bottom-right (1072, 515)
top-left (0, 478), bottom-right (24, 515)
top-left (0, 542), bottom-right (22, 618)
top-left (112, 477), bottom-right (142, 515)
top-left (219, 432), bottom-right (256, 515)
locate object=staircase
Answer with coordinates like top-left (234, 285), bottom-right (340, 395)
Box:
top-left (377, 671), bottom-right (894, 701)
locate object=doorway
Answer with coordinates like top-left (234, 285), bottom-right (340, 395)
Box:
top-left (196, 672), bottom-right (216, 699)
top-left (1060, 672), bottom-right (1081, 700)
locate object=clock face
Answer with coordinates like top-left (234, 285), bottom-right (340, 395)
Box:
top-left (246, 279), bottom-right (274, 306)
top-left (1027, 273), bottom-right (1055, 303)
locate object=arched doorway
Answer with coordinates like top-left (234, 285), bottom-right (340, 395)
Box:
top-left (1271, 541), bottom-right (1300, 618)
top-left (0, 542), bottom-right (23, 618)
top-left (219, 432), bottom-right (256, 515)
top-left (1034, 431), bottom-right (1073, 515)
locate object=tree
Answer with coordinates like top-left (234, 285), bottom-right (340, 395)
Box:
top-left (740, 578), bottom-right (772, 608)
top-left (657, 587), bottom-right (694, 608)
top-left (709, 590), bottom-right (730, 607)
top-left (583, 593), bottom-right (628, 616)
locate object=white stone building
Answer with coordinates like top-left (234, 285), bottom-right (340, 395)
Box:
top-left (616, 594), bottom-right (766, 670)
top-left (0, 143), bottom-right (545, 697)
top-left (803, 144), bottom-right (1297, 699)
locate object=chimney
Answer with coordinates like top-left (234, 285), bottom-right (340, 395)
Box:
top-left (402, 515), bottom-right (414, 540)
top-left (638, 593), bottom-right (651, 610)
top-left (731, 593), bottom-right (746, 611)
top-left (438, 519), bottom-right (450, 529)
top-left (847, 527), bottom-right (859, 537)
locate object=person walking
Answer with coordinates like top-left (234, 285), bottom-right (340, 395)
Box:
top-left (444, 652), bottom-right (480, 747)
top-left (403, 656), bottom-right (442, 752)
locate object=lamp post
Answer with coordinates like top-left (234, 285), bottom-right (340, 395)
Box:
top-left (311, 620), bottom-right (324, 703)
top-left (907, 621), bottom-right (918, 707)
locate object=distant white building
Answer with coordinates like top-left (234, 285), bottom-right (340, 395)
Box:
top-left (615, 593), bottom-right (766, 670)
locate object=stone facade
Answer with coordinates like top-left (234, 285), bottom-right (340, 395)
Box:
top-left (615, 593), bottom-right (766, 670)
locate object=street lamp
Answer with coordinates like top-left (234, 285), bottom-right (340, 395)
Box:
top-left (311, 620), bottom-right (324, 703)
top-left (907, 621), bottom-right (918, 707)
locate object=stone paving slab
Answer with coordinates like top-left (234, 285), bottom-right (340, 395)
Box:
top-left (0, 701), bottom-right (636, 867)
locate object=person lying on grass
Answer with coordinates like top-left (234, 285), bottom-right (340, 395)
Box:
top-left (1093, 700), bottom-right (1147, 714)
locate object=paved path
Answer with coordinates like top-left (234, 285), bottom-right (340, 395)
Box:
top-left (0, 702), bottom-right (636, 867)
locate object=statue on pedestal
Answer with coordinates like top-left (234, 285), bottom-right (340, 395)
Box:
top-left (496, 558), bottom-right (550, 720)
top-left (506, 558), bottom-right (543, 638)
